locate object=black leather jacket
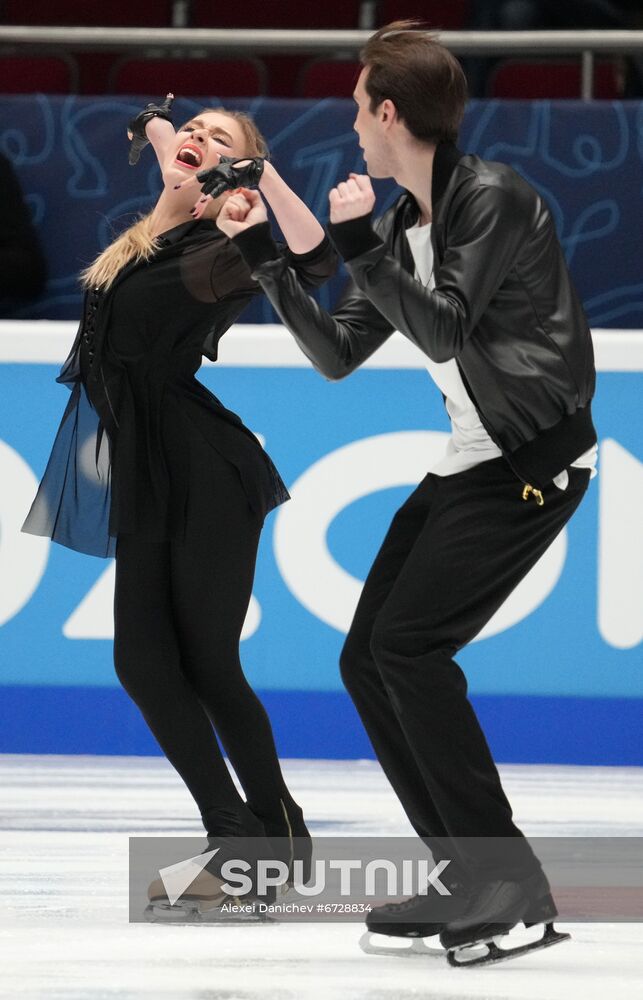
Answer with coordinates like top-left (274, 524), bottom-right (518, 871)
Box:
top-left (233, 143), bottom-right (597, 492)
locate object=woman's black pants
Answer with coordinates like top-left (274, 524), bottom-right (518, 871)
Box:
top-left (339, 457), bottom-right (591, 882)
top-left (113, 444), bottom-right (295, 838)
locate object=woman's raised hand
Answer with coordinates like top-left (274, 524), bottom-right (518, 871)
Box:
top-left (127, 93), bottom-right (175, 166)
top-left (190, 193), bottom-right (214, 221)
top-left (216, 189), bottom-right (269, 238)
top-left (198, 156), bottom-right (265, 199)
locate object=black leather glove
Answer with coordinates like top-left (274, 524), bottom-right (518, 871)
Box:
top-left (196, 156), bottom-right (265, 198)
top-left (127, 94), bottom-right (174, 166)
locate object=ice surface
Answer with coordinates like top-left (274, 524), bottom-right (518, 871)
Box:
top-left (1, 755), bottom-right (642, 1000)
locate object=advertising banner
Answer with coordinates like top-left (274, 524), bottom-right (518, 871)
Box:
top-left (0, 325), bottom-right (641, 763)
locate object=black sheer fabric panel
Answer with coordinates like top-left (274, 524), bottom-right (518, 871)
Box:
top-left (22, 375), bottom-right (115, 558)
top-left (22, 220), bottom-right (335, 558)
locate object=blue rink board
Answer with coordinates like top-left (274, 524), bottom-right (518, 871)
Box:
top-left (0, 360), bottom-right (641, 765)
top-left (0, 686), bottom-right (641, 766)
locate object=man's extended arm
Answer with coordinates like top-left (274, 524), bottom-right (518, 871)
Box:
top-left (232, 218), bottom-right (395, 380)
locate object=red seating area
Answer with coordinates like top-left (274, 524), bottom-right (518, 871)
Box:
top-left (190, 1), bottom-right (364, 29)
top-left (1, 1), bottom-right (173, 25)
top-left (488, 60), bottom-right (622, 99)
top-left (109, 57), bottom-right (267, 98)
top-left (0, 0), bottom-right (468, 28)
top-left (298, 60), bottom-right (362, 99)
top-left (293, 2), bottom-right (470, 98)
top-left (0, 2), bottom-right (625, 99)
top-left (374, 1), bottom-right (470, 31)
top-left (0, 53), bottom-right (78, 93)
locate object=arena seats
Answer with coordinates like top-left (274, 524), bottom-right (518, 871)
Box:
top-left (488, 59), bottom-right (622, 99)
top-left (374, 1), bottom-right (470, 30)
top-left (189, 1), bottom-right (366, 96)
top-left (0, 4), bottom-right (626, 99)
top-left (109, 56), bottom-right (267, 97)
top-left (190, 1), bottom-right (364, 29)
top-left (1, 1), bottom-right (173, 25)
top-left (297, 59), bottom-right (361, 98)
top-left (0, 52), bottom-right (78, 93)
top-left (296, 2), bottom-right (468, 98)
top-left (0, 0), bottom-right (176, 93)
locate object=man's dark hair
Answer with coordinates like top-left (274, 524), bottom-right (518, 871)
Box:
top-left (360, 20), bottom-right (468, 144)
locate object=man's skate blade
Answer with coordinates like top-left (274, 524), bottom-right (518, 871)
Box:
top-left (359, 931), bottom-right (443, 959)
top-left (447, 922), bottom-right (571, 968)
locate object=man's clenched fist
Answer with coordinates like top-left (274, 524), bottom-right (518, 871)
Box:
top-left (216, 188), bottom-right (268, 238)
top-left (329, 173), bottom-right (376, 224)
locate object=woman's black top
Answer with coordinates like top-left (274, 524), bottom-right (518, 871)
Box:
top-left (22, 219), bottom-right (337, 558)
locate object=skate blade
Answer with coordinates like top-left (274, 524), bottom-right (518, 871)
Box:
top-left (447, 922), bottom-right (571, 968)
top-left (359, 931), bottom-right (444, 959)
top-left (144, 897), bottom-right (271, 925)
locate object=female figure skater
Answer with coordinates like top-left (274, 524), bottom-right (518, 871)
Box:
top-left (23, 96), bottom-right (336, 916)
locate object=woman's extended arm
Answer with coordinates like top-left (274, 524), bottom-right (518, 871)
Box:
top-left (194, 158), bottom-right (326, 256)
top-left (257, 161), bottom-right (325, 255)
top-left (217, 190), bottom-right (394, 379)
top-left (143, 115), bottom-right (177, 164)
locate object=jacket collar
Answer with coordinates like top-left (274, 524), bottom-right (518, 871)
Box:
top-left (395, 142), bottom-right (464, 275)
top-left (400, 140), bottom-right (465, 228)
top-left (432, 141), bottom-right (464, 206)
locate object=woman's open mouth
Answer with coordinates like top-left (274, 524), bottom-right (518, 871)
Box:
top-left (175, 144), bottom-right (204, 169)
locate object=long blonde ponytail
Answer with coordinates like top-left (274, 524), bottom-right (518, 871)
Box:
top-left (80, 212), bottom-right (160, 290)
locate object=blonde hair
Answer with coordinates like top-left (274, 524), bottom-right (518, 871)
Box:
top-left (81, 107), bottom-right (268, 290)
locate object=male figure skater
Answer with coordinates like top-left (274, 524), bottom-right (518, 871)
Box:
top-left (215, 22), bottom-right (597, 964)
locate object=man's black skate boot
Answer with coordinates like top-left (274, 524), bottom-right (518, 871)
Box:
top-left (360, 877), bottom-right (470, 957)
top-left (366, 879), bottom-right (470, 938)
top-left (440, 869), bottom-right (570, 967)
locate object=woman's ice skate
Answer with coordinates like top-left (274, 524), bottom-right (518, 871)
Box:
top-left (145, 866), bottom-right (259, 923)
top-left (250, 798), bottom-right (313, 894)
top-left (144, 832), bottom-right (279, 924)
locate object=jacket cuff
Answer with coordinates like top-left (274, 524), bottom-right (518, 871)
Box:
top-left (327, 213), bottom-right (383, 262)
top-left (286, 232), bottom-right (334, 264)
top-left (232, 222), bottom-right (280, 271)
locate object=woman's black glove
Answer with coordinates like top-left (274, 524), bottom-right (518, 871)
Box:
top-left (127, 93), bottom-right (174, 166)
top-left (196, 156), bottom-right (265, 198)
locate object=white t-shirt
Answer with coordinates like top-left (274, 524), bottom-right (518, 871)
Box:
top-left (405, 221), bottom-right (597, 489)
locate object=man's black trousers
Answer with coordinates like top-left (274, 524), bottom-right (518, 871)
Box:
top-left (340, 456), bottom-right (591, 881)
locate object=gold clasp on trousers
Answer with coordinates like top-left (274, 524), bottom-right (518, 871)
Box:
top-left (522, 483), bottom-right (545, 506)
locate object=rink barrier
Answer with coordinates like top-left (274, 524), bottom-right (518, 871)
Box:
top-left (1, 686), bottom-right (643, 766)
top-left (0, 323), bottom-right (641, 764)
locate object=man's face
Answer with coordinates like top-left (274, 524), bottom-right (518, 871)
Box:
top-left (352, 67), bottom-right (392, 179)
